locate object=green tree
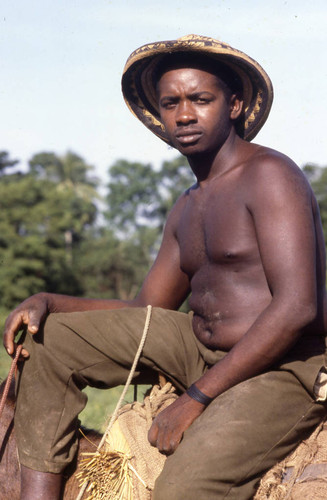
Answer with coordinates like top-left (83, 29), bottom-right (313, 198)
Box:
top-left (0, 151), bottom-right (19, 176)
top-left (105, 159), bottom-right (160, 235)
top-left (29, 151), bottom-right (98, 190)
top-left (76, 226), bottom-right (154, 300)
top-left (303, 163), bottom-right (327, 241)
top-left (154, 155), bottom-right (196, 231)
top-left (28, 151), bottom-right (99, 264)
top-left (106, 156), bottom-right (195, 234)
top-left (0, 151), bottom-right (100, 311)
top-left (0, 151), bottom-right (196, 313)
top-left (91, 156), bottom-right (195, 301)
top-left (0, 172), bottom-right (47, 308)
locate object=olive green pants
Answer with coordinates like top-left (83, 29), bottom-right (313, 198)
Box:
top-left (15, 307), bottom-right (327, 499)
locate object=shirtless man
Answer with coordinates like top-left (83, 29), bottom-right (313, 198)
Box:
top-left (4, 35), bottom-right (327, 499)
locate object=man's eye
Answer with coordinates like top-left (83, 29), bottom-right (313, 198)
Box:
top-left (195, 98), bottom-right (210, 104)
top-left (162, 101), bottom-right (176, 109)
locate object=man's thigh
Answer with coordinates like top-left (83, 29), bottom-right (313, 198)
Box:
top-left (154, 369), bottom-right (326, 500)
top-left (24, 306), bottom-right (205, 389)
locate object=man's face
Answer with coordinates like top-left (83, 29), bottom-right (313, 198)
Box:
top-left (157, 67), bottom-right (237, 156)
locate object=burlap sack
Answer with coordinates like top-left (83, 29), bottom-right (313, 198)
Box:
top-left (77, 382), bottom-right (178, 499)
top-left (254, 418), bottom-right (327, 500)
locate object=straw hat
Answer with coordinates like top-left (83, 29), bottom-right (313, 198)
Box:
top-left (122, 34), bottom-right (273, 144)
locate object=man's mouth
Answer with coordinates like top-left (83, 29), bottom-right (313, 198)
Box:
top-left (175, 130), bottom-right (202, 145)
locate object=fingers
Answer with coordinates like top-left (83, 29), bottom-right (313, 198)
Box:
top-left (148, 421), bottom-right (158, 448)
top-left (148, 394), bottom-right (205, 455)
top-left (26, 311), bottom-right (42, 334)
top-left (148, 405), bottom-right (181, 454)
top-left (158, 432), bottom-right (181, 455)
top-left (17, 346), bottom-right (30, 360)
top-left (11, 343), bottom-right (29, 362)
top-left (3, 321), bottom-right (29, 359)
top-left (3, 313), bottom-right (22, 356)
top-left (3, 309), bottom-right (37, 356)
top-left (3, 327), bottom-right (30, 359)
top-left (3, 337), bottom-right (30, 359)
top-left (3, 294), bottom-right (48, 359)
top-left (148, 418), bottom-right (181, 455)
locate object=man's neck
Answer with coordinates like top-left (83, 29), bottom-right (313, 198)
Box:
top-left (187, 132), bottom-right (244, 185)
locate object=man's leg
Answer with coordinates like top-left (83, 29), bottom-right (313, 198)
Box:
top-left (153, 367), bottom-right (326, 500)
top-left (14, 307), bottom-right (203, 496)
top-left (20, 466), bottom-right (62, 500)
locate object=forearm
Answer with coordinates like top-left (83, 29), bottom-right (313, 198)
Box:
top-left (44, 292), bottom-right (139, 313)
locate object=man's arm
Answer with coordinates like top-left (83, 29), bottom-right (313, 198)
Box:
top-left (149, 153), bottom-right (322, 454)
top-left (3, 196), bottom-right (191, 357)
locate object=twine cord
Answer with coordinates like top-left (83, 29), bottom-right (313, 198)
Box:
top-left (76, 305), bottom-right (153, 500)
top-left (0, 344), bottom-right (23, 418)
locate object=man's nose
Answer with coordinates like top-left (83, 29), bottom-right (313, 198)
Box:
top-left (176, 101), bottom-right (197, 125)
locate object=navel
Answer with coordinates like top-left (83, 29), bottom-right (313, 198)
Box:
top-left (212, 311), bottom-right (223, 321)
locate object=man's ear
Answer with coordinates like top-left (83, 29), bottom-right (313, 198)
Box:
top-left (230, 95), bottom-right (243, 120)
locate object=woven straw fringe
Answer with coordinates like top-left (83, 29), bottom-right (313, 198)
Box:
top-left (254, 417), bottom-right (327, 500)
top-left (77, 382), bottom-right (178, 500)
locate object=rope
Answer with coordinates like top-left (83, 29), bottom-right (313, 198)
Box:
top-left (118, 382), bottom-right (177, 424)
top-left (76, 305), bottom-right (153, 500)
top-left (0, 344), bottom-right (23, 418)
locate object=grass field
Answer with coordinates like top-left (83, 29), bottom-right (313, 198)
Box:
top-left (0, 350), bottom-right (150, 433)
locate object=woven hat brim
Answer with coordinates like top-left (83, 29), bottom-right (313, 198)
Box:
top-left (122, 35), bottom-right (273, 144)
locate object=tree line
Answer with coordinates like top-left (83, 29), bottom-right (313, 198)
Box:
top-left (0, 150), bottom-right (326, 320)
top-left (0, 150), bottom-right (195, 317)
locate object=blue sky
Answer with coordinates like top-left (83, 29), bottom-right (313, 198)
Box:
top-left (1, 0), bottom-right (326, 180)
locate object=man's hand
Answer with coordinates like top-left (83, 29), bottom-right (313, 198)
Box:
top-left (148, 392), bottom-right (206, 455)
top-left (3, 293), bottom-right (49, 359)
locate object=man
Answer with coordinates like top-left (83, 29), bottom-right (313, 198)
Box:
top-left (4, 35), bottom-right (327, 499)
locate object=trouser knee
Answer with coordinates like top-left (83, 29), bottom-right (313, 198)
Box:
top-left (153, 460), bottom-right (217, 500)
top-left (153, 470), bottom-right (189, 500)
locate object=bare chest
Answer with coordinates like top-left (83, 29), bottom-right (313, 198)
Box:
top-left (177, 186), bottom-right (259, 275)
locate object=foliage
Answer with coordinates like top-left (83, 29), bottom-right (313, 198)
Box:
top-left (0, 151), bottom-right (99, 310)
top-left (106, 160), bottom-right (160, 234)
top-left (0, 150), bottom-right (196, 316)
top-left (106, 156), bottom-right (195, 244)
top-left (303, 163), bottom-right (327, 235)
top-left (75, 227), bottom-right (153, 300)
top-left (77, 157), bottom-right (195, 301)
top-left (0, 151), bottom-right (19, 175)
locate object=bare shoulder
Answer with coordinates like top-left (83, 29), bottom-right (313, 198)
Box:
top-left (242, 144), bottom-right (313, 202)
top-left (246, 144), bottom-right (306, 179)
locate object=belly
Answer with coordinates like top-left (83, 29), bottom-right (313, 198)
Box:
top-left (191, 312), bottom-right (257, 350)
top-left (189, 267), bottom-right (273, 350)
